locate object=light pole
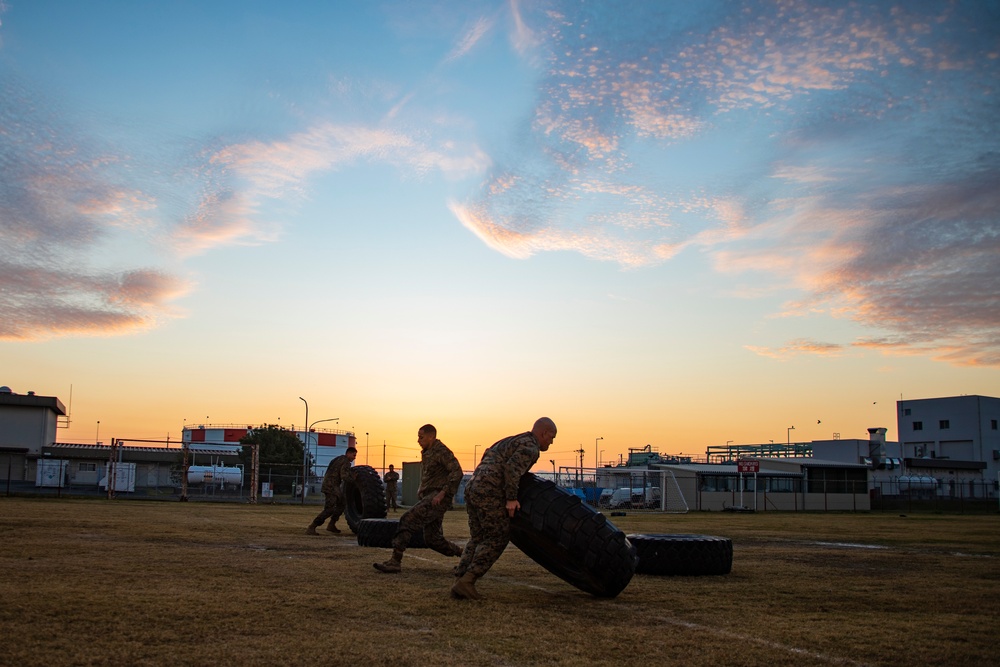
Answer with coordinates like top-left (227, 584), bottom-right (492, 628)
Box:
top-left (366, 431), bottom-right (369, 465)
top-left (307, 417), bottom-right (339, 479)
top-left (599, 450), bottom-right (605, 467)
top-left (96, 420), bottom-right (100, 445)
top-left (299, 397), bottom-right (308, 505)
top-left (787, 425), bottom-right (795, 446)
top-left (594, 437), bottom-right (603, 502)
top-left (474, 444), bottom-right (480, 470)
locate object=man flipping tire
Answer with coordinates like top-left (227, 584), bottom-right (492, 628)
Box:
top-left (453, 417), bottom-right (557, 600)
top-left (373, 424), bottom-right (464, 574)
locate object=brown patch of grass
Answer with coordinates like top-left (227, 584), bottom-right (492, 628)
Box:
top-left (1, 499), bottom-right (998, 666)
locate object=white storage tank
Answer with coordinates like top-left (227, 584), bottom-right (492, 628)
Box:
top-left (187, 465), bottom-right (243, 488)
top-left (898, 475), bottom-right (938, 495)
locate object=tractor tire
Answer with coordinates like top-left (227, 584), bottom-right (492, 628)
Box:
top-left (509, 473), bottom-right (637, 598)
top-left (356, 518), bottom-right (428, 549)
top-left (344, 465), bottom-right (387, 534)
top-left (627, 534), bottom-right (733, 576)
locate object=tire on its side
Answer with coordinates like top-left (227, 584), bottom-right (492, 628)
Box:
top-left (344, 465), bottom-right (387, 533)
top-left (509, 473), bottom-right (637, 598)
top-left (356, 518), bottom-right (429, 549)
top-left (627, 534), bottom-right (733, 576)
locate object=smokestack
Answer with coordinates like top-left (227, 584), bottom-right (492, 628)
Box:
top-left (868, 427), bottom-right (887, 469)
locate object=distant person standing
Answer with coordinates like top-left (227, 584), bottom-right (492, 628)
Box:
top-left (373, 424), bottom-right (464, 573)
top-left (306, 447), bottom-right (357, 535)
top-left (383, 464), bottom-right (400, 512)
top-left (452, 417), bottom-right (557, 600)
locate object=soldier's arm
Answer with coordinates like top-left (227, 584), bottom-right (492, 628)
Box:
top-left (503, 444), bottom-right (540, 501)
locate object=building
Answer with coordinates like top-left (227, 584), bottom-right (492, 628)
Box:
top-left (181, 424), bottom-right (355, 476)
top-left (896, 394), bottom-right (999, 498)
top-left (0, 386), bottom-right (67, 482)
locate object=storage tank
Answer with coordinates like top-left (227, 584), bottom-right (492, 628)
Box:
top-left (897, 475), bottom-right (938, 496)
top-left (187, 465), bottom-right (243, 488)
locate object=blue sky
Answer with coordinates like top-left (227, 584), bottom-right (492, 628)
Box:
top-left (1, 1), bottom-right (998, 467)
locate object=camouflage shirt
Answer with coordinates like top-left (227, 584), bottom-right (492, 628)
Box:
top-left (321, 454), bottom-right (354, 494)
top-left (466, 431), bottom-right (540, 503)
top-left (383, 470), bottom-right (399, 488)
top-left (418, 439), bottom-right (463, 507)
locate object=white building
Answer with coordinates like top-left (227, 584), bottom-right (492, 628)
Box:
top-left (897, 394), bottom-right (999, 494)
top-left (0, 386), bottom-right (67, 482)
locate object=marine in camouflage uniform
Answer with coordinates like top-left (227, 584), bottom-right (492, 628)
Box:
top-left (306, 447), bottom-right (357, 535)
top-left (452, 417), bottom-right (557, 600)
top-left (374, 425), bottom-right (464, 573)
top-left (383, 465), bottom-right (400, 511)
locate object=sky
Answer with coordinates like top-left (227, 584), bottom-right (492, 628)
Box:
top-left (1, 0), bottom-right (998, 471)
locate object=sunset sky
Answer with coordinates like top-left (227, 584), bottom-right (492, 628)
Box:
top-left (2, 1), bottom-right (998, 471)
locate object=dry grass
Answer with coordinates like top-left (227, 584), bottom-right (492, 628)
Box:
top-left (1, 498), bottom-right (998, 666)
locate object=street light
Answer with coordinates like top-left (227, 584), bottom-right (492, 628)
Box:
top-left (299, 397), bottom-right (308, 505)
top-left (595, 437), bottom-right (603, 502)
top-left (787, 425), bottom-right (795, 446)
top-left (307, 417), bottom-right (339, 480)
top-left (96, 420), bottom-right (100, 445)
top-left (473, 443), bottom-right (480, 470)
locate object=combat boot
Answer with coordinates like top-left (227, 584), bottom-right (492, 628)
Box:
top-left (373, 549), bottom-right (404, 573)
top-left (326, 523), bottom-right (341, 534)
top-left (451, 572), bottom-right (481, 600)
top-left (305, 523), bottom-right (319, 535)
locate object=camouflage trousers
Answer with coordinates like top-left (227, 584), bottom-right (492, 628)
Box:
top-left (311, 490), bottom-right (345, 527)
top-left (455, 494), bottom-right (510, 578)
top-left (392, 495), bottom-right (460, 556)
top-left (385, 485), bottom-right (398, 510)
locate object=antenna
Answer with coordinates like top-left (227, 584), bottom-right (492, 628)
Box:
top-left (58, 384), bottom-right (73, 429)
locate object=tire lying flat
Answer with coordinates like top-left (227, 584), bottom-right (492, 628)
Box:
top-left (509, 473), bottom-right (637, 598)
top-left (356, 518), bottom-right (428, 549)
top-left (627, 534), bottom-right (733, 576)
top-left (344, 465), bottom-right (387, 534)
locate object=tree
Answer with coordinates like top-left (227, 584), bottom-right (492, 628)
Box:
top-left (239, 424), bottom-right (309, 493)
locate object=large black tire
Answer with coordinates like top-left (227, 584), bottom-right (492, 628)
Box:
top-left (344, 465), bottom-right (387, 533)
top-left (627, 534), bottom-right (733, 576)
top-left (509, 473), bottom-right (637, 598)
top-left (356, 518), bottom-right (428, 549)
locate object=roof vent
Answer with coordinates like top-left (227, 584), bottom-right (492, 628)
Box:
top-left (0, 386), bottom-right (12, 394)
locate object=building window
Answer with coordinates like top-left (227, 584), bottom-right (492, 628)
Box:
top-left (78, 462), bottom-right (96, 472)
top-left (939, 419), bottom-right (950, 429)
top-left (992, 419), bottom-right (997, 430)
top-left (806, 468), bottom-right (868, 494)
top-left (903, 408), bottom-right (911, 416)
top-left (913, 421), bottom-right (923, 431)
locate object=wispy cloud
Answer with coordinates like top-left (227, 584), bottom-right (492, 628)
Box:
top-left (0, 76), bottom-right (189, 341)
top-left (454, 1), bottom-right (1000, 366)
top-left (175, 123), bottom-right (489, 256)
top-left (444, 16), bottom-right (492, 63)
top-left (746, 339), bottom-right (846, 360)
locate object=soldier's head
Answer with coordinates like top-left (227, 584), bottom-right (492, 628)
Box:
top-left (417, 424), bottom-right (437, 450)
top-left (345, 447), bottom-right (358, 461)
top-left (388, 464), bottom-right (394, 471)
top-left (532, 417), bottom-right (557, 451)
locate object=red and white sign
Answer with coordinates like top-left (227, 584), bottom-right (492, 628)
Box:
top-left (737, 459), bottom-right (759, 474)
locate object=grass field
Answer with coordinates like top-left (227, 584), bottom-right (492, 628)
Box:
top-left (2, 497), bottom-right (998, 666)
